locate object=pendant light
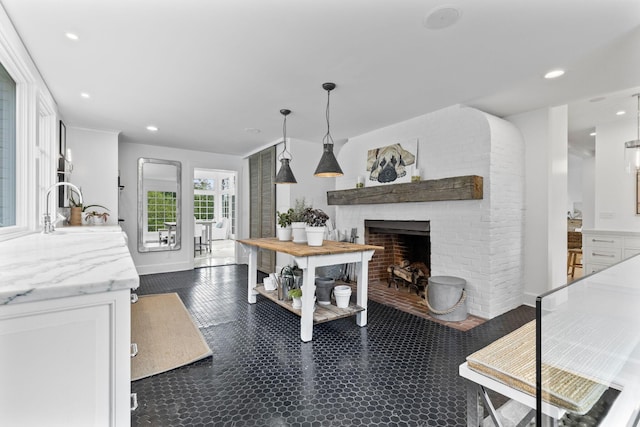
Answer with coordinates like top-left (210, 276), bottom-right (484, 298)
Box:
top-left (274, 109), bottom-right (297, 184)
top-left (624, 94), bottom-right (640, 173)
top-left (314, 82), bottom-right (344, 177)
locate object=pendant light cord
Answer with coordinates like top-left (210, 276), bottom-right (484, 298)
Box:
top-left (280, 111), bottom-right (292, 161)
top-left (324, 89), bottom-right (334, 147)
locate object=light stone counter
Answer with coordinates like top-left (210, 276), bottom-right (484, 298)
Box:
top-left (0, 226), bottom-right (139, 305)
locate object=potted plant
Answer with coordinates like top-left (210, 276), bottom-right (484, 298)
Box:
top-left (303, 207), bottom-right (329, 247)
top-left (276, 208), bottom-right (294, 241)
top-left (290, 198), bottom-right (310, 243)
top-left (68, 195), bottom-right (83, 226)
top-left (69, 195), bottom-right (110, 225)
top-left (84, 207), bottom-right (110, 225)
top-left (288, 287), bottom-right (302, 309)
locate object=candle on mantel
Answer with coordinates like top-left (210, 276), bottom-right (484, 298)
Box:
top-left (411, 168), bottom-right (421, 182)
top-left (356, 176), bottom-right (364, 188)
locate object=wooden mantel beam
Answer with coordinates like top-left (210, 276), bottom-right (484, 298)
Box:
top-left (327, 175), bottom-right (483, 206)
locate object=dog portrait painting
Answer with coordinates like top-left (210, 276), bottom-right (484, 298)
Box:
top-left (366, 141), bottom-right (417, 185)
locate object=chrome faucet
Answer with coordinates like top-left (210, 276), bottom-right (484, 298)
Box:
top-left (43, 182), bottom-right (83, 234)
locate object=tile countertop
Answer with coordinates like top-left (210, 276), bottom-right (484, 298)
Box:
top-left (0, 226), bottom-right (139, 305)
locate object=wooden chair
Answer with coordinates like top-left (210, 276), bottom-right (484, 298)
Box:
top-left (567, 231), bottom-right (582, 278)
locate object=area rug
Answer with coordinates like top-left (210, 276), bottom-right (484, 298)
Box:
top-left (131, 293), bottom-right (212, 381)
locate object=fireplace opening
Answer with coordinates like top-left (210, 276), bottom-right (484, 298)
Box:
top-left (364, 220), bottom-right (430, 295)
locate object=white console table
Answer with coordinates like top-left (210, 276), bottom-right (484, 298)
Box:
top-left (238, 238), bottom-right (382, 342)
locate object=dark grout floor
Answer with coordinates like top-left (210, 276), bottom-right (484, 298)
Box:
top-left (131, 264), bottom-right (535, 426)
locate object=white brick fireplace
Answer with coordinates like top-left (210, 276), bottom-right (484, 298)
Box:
top-left (333, 105), bottom-right (525, 319)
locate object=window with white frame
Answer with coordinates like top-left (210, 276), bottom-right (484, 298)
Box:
top-left (0, 62), bottom-right (16, 228)
top-left (193, 178), bottom-right (215, 220)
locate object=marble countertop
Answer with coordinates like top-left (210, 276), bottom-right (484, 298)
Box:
top-left (0, 227), bottom-right (139, 305)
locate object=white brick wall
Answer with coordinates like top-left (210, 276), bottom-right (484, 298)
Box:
top-left (334, 105), bottom-right (524, 319)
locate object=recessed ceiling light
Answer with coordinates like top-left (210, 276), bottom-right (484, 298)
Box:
top-left (423, 6), bottom-right (461, 30)
top-left (590, 132), bottom-right (596, 136)
top-left (80, 92), bottom-right (90, 99)
top-left (65, 32), bottom-right (79, 41)
top-left (146, 125), bottom-right (158, 132)
top-left (544, 69), bottom-right (565, 79)
top-left (244, 127), bottom-right (261, 134)
top-left (616, 111), bottom-right (626, 116)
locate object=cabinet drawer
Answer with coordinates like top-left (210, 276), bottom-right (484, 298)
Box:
top-left (624, 237), bottom-right (640, 250)
top-left (584, 235), bottom-right (623, 248)
top-left (584, 263), bottom-right (609, 275)
top-left (624, 248), bottom-right (640, 259)
top-left (584, 247), bottom-right (621, 265)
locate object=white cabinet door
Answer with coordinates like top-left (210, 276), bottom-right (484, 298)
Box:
top-left (0, 290), bottom-right (130, 427)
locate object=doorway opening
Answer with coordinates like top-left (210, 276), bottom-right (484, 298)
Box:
top-left (193, 168), bottom-right (237, 268)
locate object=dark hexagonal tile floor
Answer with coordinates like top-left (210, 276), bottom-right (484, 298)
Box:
top-left (131, 264), bottom-right (535, 426)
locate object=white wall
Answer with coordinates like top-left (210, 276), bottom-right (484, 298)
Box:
top-left (67, 127), bottom-right (119, 224)
top-left (582, 156), bottom-right (596, 229)
top-left (119, 141), bottom-right (244, 275)
top-left (568, 153), bottom-right (583, 215)
top-left (334, 105), bottom-right (524, 319)
top-left (507, 106), bottom-right (568, 305)
top-left (594, 118), bottom-right (640, 231)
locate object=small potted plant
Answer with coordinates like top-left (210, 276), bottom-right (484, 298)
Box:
top-left (68, 195), bottom-right (83, 226)
top-left (84, 206), bottom-right (110, 225)
top-left (276, 208), bottom-right (294, 241)
top-left (303, 207), bottom-right (329, 247)
top-left (288, 287), bottom-right (302, 309)
top-left (70, 195), bottom-right (110, 225)
top-left (290, 198), bottom-right (311, 243)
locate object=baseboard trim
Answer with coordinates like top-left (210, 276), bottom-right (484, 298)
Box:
top-left (137, 261), bottom-right (193, 276)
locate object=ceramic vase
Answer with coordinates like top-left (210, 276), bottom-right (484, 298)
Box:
top-left (292, 296), bottom-right (302, 309)
top-left (69, 207), bottom-right (82, 226)
top-left (291, 222), bottom-right (307, 243)
top-left (277, 225), bottom-right (292, 241)
top-left (305, 226), bottom-right (325, 247)
top-left (315, 277), bottom-right (335, 305)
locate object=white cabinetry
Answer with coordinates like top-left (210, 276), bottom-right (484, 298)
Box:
top-left (0, 289), bottom-right (131, 427)
top-left (582, 230), bottom-right (640, 275)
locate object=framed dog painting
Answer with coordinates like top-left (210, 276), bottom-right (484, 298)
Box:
top-left (366, 139), bottom-right (417, 186)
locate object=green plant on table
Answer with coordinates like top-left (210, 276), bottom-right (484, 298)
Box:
top-left (277, 208), bottom-right (294, 227)
top-left (290, 198), bottom-right (311, 223)
top-left (70, 195), bottom-right (110, 220)
top-left (303, 208), bottom-right (329, 227)
top-left (288, 288), bottom-right (302, 299)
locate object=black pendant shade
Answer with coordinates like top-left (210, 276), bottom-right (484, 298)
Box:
top-left (275, 158), bottom-right (297, 184)
top-left (314, 143), bottom-right (343, 177)
top-left (274, 109), bottom-right (297, 184)
top-left (314, 82), bottom-right (344, 177)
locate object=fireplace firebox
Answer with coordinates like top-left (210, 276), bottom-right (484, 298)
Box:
top-left (364, 220), bottom-right (430, 294)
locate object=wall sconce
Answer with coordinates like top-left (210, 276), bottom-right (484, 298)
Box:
top-left (625, 94), bottom-right (640, 173)
top-left (274, 109), bottom-right (297, 184)
top-left (314, 82), bottom-right (344, 177)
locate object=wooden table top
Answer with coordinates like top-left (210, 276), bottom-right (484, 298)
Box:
top-left (237, 238), bottom-right (383, 257)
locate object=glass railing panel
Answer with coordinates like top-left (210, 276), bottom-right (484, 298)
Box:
top-left (537, 255), bottom-right (640, 426)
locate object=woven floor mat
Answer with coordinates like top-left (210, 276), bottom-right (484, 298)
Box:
top-left (467, 320), bottom-right (607, 414)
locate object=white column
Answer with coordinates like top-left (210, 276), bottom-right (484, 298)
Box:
top-left (508, 105), bottom-right (568, 302)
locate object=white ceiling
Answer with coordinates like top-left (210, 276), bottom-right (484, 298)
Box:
top-left (2, 0), bottom-right (640, 157)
